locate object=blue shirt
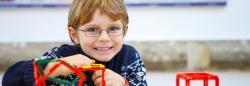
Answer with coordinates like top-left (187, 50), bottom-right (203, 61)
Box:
top-left (2, 44), bottom-right (147, 86)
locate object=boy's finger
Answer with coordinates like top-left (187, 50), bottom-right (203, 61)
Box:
top-left (77, 55), bottom-right (95, 66)
top-left (91, 60), bottom-right (96, 64)
top-left (92, 70), bottom-right (103, 81)
top-left (93, 76), bottom-right (103, 86)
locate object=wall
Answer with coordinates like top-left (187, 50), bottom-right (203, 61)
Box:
top-left (1, 41), bottom-right (250, 71)
top-left (0, 0), bottom-right (250, 42)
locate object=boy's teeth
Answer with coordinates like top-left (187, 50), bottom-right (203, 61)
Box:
top-left (96, 47), bottom-right (111, 50)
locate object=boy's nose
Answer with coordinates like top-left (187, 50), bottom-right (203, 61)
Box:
top-left (98, 30), bottom-right (110, 42)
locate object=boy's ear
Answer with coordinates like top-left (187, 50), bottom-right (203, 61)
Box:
top-left (123, 24), bottom-right (128, 36)
top-left (68, 27), bottom-right (80, 44)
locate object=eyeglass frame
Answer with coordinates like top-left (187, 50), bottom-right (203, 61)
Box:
top-left (76, 27), bottom-right (124, 37)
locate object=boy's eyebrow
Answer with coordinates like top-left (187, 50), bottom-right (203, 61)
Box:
top-left (84, 23), bottom-right (122, 28)
top-left (109, 23), bottom-right (123, 27)
top-left (84, 24), bottom-right (99, 28)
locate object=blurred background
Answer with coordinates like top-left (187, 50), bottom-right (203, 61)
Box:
top-left (1, 0), bottom-right (250, 86)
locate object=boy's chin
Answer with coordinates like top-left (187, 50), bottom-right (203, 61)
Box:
top-left (93, 56), bottom-right (113, 62)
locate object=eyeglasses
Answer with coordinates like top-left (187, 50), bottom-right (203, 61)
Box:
top-left (77, 27), bottom-right (123, 37)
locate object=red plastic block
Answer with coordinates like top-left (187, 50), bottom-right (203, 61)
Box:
top-left (176, 72), bottom-right (219, 86)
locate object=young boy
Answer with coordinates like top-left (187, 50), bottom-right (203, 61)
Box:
top-left (2, 0), bottom-right (147, 86)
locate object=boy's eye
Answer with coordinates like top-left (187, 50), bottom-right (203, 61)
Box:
top-left (109, 27), bottom-right (120, 31)
top-left (86, 28), bottom-right (98, 32)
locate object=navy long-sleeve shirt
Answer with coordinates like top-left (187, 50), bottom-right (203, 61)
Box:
top-left (2, 44), bottom-right (147, 86)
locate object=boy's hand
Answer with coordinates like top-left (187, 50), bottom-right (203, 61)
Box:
top-left (61, 54), bottom-right (95, 68)
top-left (44, 54), bottom-right (95, 77)
top-left (92, 69), bottom-right (126, 86)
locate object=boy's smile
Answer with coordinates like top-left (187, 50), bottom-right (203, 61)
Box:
top-left (94, 47), bottom-right (113, 51)
top-left (94, 45), bottom-right (114, 54)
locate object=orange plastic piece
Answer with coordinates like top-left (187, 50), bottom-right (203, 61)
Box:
top-left (176, 72), bottom-right (219, 86)
top-left (33, 60), bottom-right (106, 86)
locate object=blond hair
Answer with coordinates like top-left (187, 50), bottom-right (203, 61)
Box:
top-left (68, 0), bottom-right (129, 29)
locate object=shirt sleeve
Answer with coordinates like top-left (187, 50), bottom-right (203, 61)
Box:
top-left (2, 60), bottom-right (34, 86)
top-left (2, 44), bottom-right (80, 86)
top-left (121, 45), bottom-right (148, 86)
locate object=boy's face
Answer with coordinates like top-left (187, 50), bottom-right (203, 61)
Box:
top-left (69, 9), bottom-right (127, 62)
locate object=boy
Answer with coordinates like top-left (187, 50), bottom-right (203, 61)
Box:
top-left (2, 0), bottom-right (147, 86)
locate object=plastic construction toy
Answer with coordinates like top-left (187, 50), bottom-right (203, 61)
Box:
top-left (32, 59), bottom-right (106, 86)
top-left (176, 72), bottom-right (219, 86)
